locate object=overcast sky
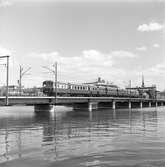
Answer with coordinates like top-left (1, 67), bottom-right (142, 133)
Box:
top-left (0, 0), bottom-right (165, 90)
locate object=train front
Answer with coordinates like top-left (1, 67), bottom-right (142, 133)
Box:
top-left (43, 80), bottom-right (54, 96)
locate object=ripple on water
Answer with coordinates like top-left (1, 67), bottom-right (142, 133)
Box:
top-left (1, 106), bottom-right (165, 167)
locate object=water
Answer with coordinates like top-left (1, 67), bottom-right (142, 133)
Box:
top-left (0, 106), bottom-right (165, 167)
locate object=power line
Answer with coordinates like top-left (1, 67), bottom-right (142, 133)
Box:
top-left (42, 62), bottom-right (58, 104)
top-left (0, 55), bottom-right (9, 105)
top-left (18, 66), bottom-right (31, 95)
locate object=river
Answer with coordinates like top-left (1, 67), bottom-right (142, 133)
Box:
top-left (0, 106), bottom-right (165, 167)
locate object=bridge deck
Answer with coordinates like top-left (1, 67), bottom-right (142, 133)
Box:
top-left (0, 96), bottom-right (164, 106)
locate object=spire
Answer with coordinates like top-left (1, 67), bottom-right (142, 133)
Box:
top-left (142, 74), bottom-right (144, 87)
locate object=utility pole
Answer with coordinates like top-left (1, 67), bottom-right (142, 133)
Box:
top-left (142, 74), bottom-right (144, 88)
top-left (0, 55), bottom-right (9, 106)
top-left (18, 66), bottom-right (31, 95)
top-left (53, 62), bottom-right (57, 105)
top-left (42, 62), bottom-right (58, 105)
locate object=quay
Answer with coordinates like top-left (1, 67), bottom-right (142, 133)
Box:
top-left (0, 96), bottom-right (164, 112)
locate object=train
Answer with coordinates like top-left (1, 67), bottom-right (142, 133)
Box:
top-left (42, 80), bottom-right (140, 98)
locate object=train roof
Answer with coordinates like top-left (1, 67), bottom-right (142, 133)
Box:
top-left (43, 80), bottom-right (118, 88)
top-left (84, 82), bottom-right (118, 88)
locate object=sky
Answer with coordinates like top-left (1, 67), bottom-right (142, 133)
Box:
top-left (0, 0), bottom-right (165, 90)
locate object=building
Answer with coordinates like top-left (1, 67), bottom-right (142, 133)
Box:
top-left (84, 77), bottom-right (118, 88)
top-left (0, 85), bottom-right (20, 96)
top-left (126, 76), bottom-right (157, 99)
top-left (0, 85), bottom-right (43, 96)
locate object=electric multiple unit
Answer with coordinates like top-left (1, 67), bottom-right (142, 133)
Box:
top-left (42, 80), bottom-right (140, 98)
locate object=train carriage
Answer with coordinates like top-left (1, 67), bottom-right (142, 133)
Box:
top-left (107, 87), bottom-right (118, 96)
top-left (43, 80), bottom-right (54, 96)
top-left (117, 89), bottom-right (127, 97)
top-left (42, 80), bottom-right (140, 98)
top-left (88, 85), bottom-right (98, 96)
top-left (56, 82), bottom-right (69, 96)
top-left (96, 86), bottom-right (106, 96)
top-left (69, 83), bottom-right (90, 96)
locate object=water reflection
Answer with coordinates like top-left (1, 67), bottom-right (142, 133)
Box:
top-left (0, 106), bottom-right (165, 166)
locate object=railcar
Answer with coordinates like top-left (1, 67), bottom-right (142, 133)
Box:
top-left (97, 86), bottom-right (106, 96)
top-left (69, 83), bottom-right (90, 96)
top-left (42, 80), bottom-right (140, 98)
top-left (107, 87), bottom-right (118, 96)
top-left (89, 85), bottom-right (98, 96)
top-left (43, 80), bottom-right (54, 96)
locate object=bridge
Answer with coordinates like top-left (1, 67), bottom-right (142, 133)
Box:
top-left (0, 96), bottom-right (165, 112)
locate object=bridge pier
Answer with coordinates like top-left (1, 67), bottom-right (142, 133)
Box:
top-left (128, 101), bottom-right (131, 109)
top-left (156, 101), bottom-right (158, 107)
top-left (89, 102), bottom-right (98, 111)
top-left (140, 101), bottom-right (143, 108)
top-left (112, 101), bottom-right (116, 110)
top-left (161, 102), bottom-right (163, 106)
top-left (34, 104), bottom-right (53, 113)
top-left (149, 101), bottom-right (151, 107)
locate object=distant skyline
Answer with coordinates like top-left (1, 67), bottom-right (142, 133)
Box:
top-left (0, 0), bottom-right (165, 90)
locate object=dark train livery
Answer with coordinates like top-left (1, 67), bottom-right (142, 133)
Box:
top-left (42, 80), bottom-right (140, 98)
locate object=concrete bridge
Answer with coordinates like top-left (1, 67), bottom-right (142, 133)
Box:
top-left (0, 96), bottom-right (165, 112)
